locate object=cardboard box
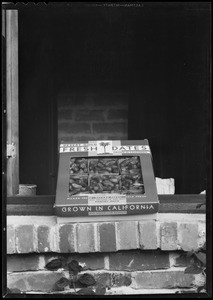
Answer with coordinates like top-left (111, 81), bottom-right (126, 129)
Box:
top-left (54, 140), bottom-right (159, 218)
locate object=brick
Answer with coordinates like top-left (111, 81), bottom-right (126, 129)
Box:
top-left (58, 122), bottom-right (91, 134)
top-left (7, 271), bottom-right (63, 292)
top-left (7, 225), bottom-right (15, 254)
top-left (107, 109), bottom-right (128, 120)
top-left (109, 250), bottom-right (170, 271)
top-left (160, 222), bottom-right (178, 250)
top-left (74, 94), bottom-right (95, 106)
top-left (139, 221), bottom-right (158, 249)
top-left (77, 223), bottom-right (96, 253)
top-left (7, 254), bottom-right (40, 272)
top-left (99, 223), bottom-right (116, 252)
top-left (103, 135), bottom-right (128, 140)
top-left (132, 270), bottom-right (195, 289)
top-left (59, 224), bottom-right (76, 253)
top-left (112, 273), bottom-right (132, 287)
top-left (198, 221), bottom-right (206, 248)
top-left (92, 123), bottom-right (127, 134)
top-left (16, 225), bottom-right (34, 253)
top-left (93, 272), bottom-right (111, 287)
top-left (59, 135), bottom-right (91, 143)
top-left (37, 226), bottom-right (50, 252)
top-left (73, 253), bottom-right (105, 270)
top-left (75, 110), bottom-right (104, 121)
top-left (174, 253), bottom-right (191, 267)
top-left (178, 223), bottom-right (198, 251)
top-left (52, 253), bottom-right (105, 270)
top-left (58, 109), bottom-right (73, 120)
top-left (117, 221), bottom-right (139, 250)
top-left (7, 276), bottom-right (28, 291)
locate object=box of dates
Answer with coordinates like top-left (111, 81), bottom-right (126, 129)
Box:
top-left (54, 140), bottom-right (159, 217)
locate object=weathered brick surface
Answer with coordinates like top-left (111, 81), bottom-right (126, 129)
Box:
top-left (139, 221), bottom-right (158, 249)
top-left (59, 224), bottom-right (76, 253)
top-left (198, 221), bottom-right (206, 248)
top-left (6, 214), bottom-right (206, 294)
top-left (131, 271), bottom-right (195, 289)
top-left (7, 271), bottom-right (64, 292)
top-left (7, 217), bottom-right (205, 254)
top-left (93, 123), bottom-right (127, 134)
top-left (7, 225), bottom-right (15, 254)
top-left (174, 253), bottom-right (191, 267)
top-left (57, 92), bottom-right (128, 143)
top-left (99, 223), bottom-right (116, 252)
top-left (107, 109), bottom-right (128, 120)
top-left (76, 223), bottom-right (96, 253)
top-left (7, 277), bottom-right (28, 291)
top-left (117, 221), bottom-right (139, 250)
top-left (178, 223), bottom-right (198, 251)
top-left (111, 273), bottom-right (132, 287)
top-left (43, 253), bottom-right (105, 270)
top-left (160, 222), bottom-right (178, 250)
top-left (73, 253), bottom-right (105, 270)
top-left (37, 226), bottom-right (50, 252)
top-left (109, 250), bottom-right (170, 271)
top-left (75, 110), bottom-right (104, 121)
top-left (7, 255), bottom-right (40, 272)
top-left (58, 122), bottom-right (91, 134)
top-left (93, 272), bottom-right (111, 287)
top-left (59, 135), bottom-right (91, 143)
top-left (16, 225), bottom-right (35, 253)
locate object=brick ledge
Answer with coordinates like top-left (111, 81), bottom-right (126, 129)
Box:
top-left (7, 213), bottom-right (206, 254)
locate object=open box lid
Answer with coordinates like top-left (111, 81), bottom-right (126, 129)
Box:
top-left (54, 140), bottom-right (159, 218)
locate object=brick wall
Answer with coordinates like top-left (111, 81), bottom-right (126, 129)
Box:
top-left (57, 91), bottom-right (128, 144)
top-left (6, 213), bottom-right (206, 295)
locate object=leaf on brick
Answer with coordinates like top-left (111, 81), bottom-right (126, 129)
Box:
top-left (194, 252), bottom-right (206, 266)
top-left (186, 251), bottom-right (195, 258)
top-left (95, 284), bottom-right (106, 295)
top-left (77, 287), bottom-right (96, 295)
top-left (52, 277), bottom-right (70, 291)
top-left (45, 258), bottom-right (63, 270)
top-left (184, 264), bottom-right (203, 274)
top-left (67, 260), bottom-right (82, 275)
top-left (197, 284), bottom-right (206, 293)
top-left (198, 242), bottom-right (206, 253)
top-left (78, 273), bottom-right (96, 286)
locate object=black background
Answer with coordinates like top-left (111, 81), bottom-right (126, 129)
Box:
top-left (17, 3), bottom-right (210, 194)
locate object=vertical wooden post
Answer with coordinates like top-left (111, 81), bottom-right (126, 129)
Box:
top-left (2, 9), bottom-right (5, 37)
top-left (6, 10), bottom-right (19, 195)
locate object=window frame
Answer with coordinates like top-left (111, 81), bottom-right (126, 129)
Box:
top-left (4, 9), bottom-right (19, 196)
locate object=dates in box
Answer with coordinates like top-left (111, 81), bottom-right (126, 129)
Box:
top-left (55, 140), bottom-right (159, 217)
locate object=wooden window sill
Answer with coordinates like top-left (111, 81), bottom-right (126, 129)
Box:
top-left (6, 194), bottom-right (206, 215)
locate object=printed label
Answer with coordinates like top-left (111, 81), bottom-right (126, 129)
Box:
top-left (56, 203), bottom-right (158, 216)
top-left (88, 194), bottom-right (127, 206)
top-left (97, 140), bottom-right (113, 155)
top-left (59, 140), bottom-right (150, 154)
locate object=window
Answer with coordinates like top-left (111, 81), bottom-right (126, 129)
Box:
top-left (4, 3), bottom-right (210, 198)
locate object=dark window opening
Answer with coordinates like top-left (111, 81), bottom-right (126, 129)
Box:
top-left (18, 4), bottom-right (210, 195)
